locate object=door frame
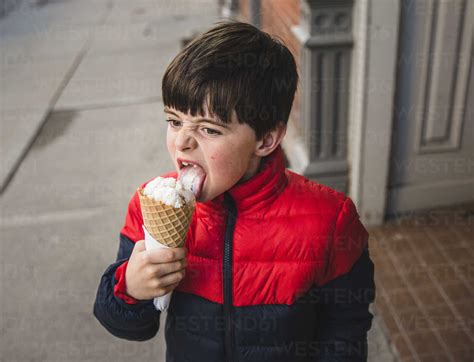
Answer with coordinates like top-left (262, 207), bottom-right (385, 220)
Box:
top-left (349, 0), bottom-right (401, 226)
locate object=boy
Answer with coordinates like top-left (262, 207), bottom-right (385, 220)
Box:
top-left (94, 20), bottom-right (375, 362)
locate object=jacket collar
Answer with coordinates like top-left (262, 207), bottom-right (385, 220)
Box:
top-left (199, 145), bottom-right (288, 214)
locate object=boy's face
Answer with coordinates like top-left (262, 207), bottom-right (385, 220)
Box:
top-left (165, 106), bottom-right (262, 203)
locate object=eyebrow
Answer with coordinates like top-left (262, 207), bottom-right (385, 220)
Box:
top-left (164, 108), bottom-right (230, 129)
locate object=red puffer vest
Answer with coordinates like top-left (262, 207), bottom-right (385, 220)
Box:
top-left (102, 144), bottom-right (371, 362)
top-left (120, 145), bottom-right (368, 306)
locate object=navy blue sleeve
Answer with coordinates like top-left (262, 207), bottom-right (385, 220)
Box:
top-left (315, 248), bottom-right (376, 361)
top-left (93, 234), bottom-right (160, 341)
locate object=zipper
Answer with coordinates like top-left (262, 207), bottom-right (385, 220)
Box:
top-left (223, 192), bottom-right (237, 362)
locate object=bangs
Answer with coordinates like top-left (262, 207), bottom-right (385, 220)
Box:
top-left (162, 69), bottom-right (240, 126)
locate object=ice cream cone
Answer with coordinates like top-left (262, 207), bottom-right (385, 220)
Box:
top-left (137, 187), bottom-right (195, 248)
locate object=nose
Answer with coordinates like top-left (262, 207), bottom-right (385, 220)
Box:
top-left (174, 127), bottom-right (197, 151)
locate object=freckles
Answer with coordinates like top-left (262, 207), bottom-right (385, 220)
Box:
top-left (210, 153), bottom-right (233, 171)
top-left (210, 153), bottom-right (222, 163)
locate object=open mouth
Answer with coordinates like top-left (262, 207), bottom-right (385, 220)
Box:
top-left (177, 159), bottom-right (206, 200)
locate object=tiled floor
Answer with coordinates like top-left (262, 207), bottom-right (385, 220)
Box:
top-left (368, 202), bottom-right (474, 362)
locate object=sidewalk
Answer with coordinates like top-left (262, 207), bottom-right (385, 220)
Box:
top-left (1, 1), bottom-right (219, 360)
top-left (369, 203), bottom-right (474, 361)
top-left (0, 1), bottom-right (395, 361)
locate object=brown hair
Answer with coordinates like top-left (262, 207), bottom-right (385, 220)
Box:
top-left (162, 20), bottom-right (298, 140)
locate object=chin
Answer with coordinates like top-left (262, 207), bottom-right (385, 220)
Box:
top-left (195, 190), bottom-right (208, 203)
top-left (197, 190), bottom-right (218, 203)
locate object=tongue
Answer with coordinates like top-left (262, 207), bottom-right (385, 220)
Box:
top-left (178, 165), bottom-right (206, 199)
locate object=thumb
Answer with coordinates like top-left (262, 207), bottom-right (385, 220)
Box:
top-left (134, 239), bottom-right (146, 252)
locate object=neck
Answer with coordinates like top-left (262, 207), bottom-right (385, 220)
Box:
top-left (238, 155), bottom-right (263, 185)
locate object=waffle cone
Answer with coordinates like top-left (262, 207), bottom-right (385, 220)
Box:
top-left (137, 187), bottom-right (195, 248)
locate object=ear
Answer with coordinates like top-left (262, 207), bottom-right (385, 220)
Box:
top-left (254, 123), bottom-right (287, 157)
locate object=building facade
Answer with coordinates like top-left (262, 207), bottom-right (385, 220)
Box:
top-left (220, 0), bottom-right (474, 226)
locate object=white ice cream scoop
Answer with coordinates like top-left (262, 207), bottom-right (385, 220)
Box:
top-left (143, 176), bottom-right (194, 208)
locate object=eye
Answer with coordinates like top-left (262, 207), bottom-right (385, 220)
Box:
top-left (202, 128), bottom-right (222, 136)
top-left (166, 119), bottom-right (182, 128)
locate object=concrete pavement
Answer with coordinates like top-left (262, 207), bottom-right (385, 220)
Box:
top-left (0, 1), bottom-right (396, 360)
top-left (1, 1), bottom-right (217, 360)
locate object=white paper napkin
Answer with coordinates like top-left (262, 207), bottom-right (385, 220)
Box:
top-left (142, 225), bottom-right (173, 312)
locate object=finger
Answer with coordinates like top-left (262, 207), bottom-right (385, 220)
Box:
top-left (156, 270), bottom-right (186, 289)
top-left (164, 281), bottom-right (180, 293)
top-left (153, 259), bottom-right (187, 277)
top-left (156, 282), bottom-right (180, 297)
top-left (143, 247), bottom-right (187, 264)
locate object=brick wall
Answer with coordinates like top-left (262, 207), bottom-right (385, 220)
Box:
top-left (238, 0), bottom-right (302, 132)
